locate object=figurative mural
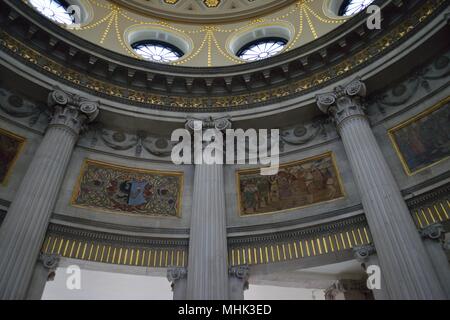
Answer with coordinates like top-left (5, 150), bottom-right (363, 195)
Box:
top-left (237, 153), bottom-right (344, 216)
top-left (389, 98), bottom-right (450, 175)
top-left (72, 160), bottom-right (183, 217)
top-left (0, 128), bottom-right (25, 185)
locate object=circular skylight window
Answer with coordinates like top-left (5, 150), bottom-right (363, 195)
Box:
top-left (29, 0), bottom-right (74, 25)
top-left (339, 0), bottom-right (374, 16)
top-left (237, 38), bottom-right (287, 62)
top-left (132, 41), bottom-right (184, 64)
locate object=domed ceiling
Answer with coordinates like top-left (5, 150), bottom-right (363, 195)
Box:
top-left (35, 0), bottom-right (350, 67)
top-left (112, 0), bottom-right (298, 23)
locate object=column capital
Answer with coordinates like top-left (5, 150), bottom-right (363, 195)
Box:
top-left (353, 244), bottom-right (376, 263)
top-left (420, 223), bottom-right (445, 241)
top-left (48, 89), bottom-right (100, 135)
top-left (38, 253), bottom-right (60, 281)
top-left (316, 78), bottom-right (367, 129)
top-left (167, 266), bottom-right (187, 283)
top-left (229, 265), bottom-right (250, 290)
top-left (185, 116), bottom-right (232, 132)
top-left (325, 279), bottom-right (373, 300)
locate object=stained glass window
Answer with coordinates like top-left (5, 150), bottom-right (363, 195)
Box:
top-left (237, 38), bottom-right (287, 62)
top-left (339, 0), bottom-right (374, 16)
top-left (132, 41), bottom-right (184, 63)
top-left (29, 0), bottom-right (74, 25)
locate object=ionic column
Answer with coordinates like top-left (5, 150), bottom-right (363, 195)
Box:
top-left (228, 265), bottom-right (250, 300)
top-left (167, 267), bottom-right (187, 300)
top-left (25, 254), bottom-right (60, 300)
top-left (420, 224), bottom-right (450, 298)
top-left (0, 90), bottom-right (99, 299)
top-left (316, 79), bottom-right (445, 299)
top-left (353, 245), bottom-right (390, 300)
top-left (185, 118), bottom-right (231, 300)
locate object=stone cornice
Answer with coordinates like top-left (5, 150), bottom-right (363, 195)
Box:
top-left (228, 214), bottom-right (369, 245)
top-left (406, 182), bottom-right (450, 209)
top-left (46, 223), bottom-right (189, 247)
top-left (0, 0), bottom-right (447, 111)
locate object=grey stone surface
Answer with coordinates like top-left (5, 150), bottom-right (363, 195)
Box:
top-left (353, 245), bottom-right (390, 300)
top-left (316, 79), bottom-right (446, 299)
top-left (229, 265), bottom-right (250, 300)
top-left (167, 267), bottom-right (187, 300)
top-left (420, 224), bottom-right (450, 298)
top-left (187, 163), bottom-right (229, 300)
top-left (25, 254), bottom-right (60, 300)
top-left (0, 8), bottom-right (448, 299)
top-left (186, 119), bottom-right (231, 300)
top-left (0, 90), bottom-right (98, 299)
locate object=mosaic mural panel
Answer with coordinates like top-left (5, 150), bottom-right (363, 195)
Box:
top-left (237, 152), bottom-right (345, 216)
top-left (389, 97), bottom-right (450, 175)
top-left (0, 128), bottom-right (25, 185)
top-left (72, 160), bottom-right (183, 217)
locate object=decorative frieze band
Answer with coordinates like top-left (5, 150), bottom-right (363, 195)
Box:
top-left (41, 233), bottom-right (188, 269)
top-left (228, 216), bottom-right (372, 267)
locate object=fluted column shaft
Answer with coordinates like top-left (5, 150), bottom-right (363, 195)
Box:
top-left (0, 90), bottom-right (98, 299)
top-left (420, 224), bottom-right (450, 298)
top-left (186, 118), bottom-right (230, 300)
top-left (187, 163), bottom-right (229, 299)
top-left (317, 79), bottom-right (445, 299)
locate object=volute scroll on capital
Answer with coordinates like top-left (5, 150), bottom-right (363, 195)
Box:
top-left (47, 89), bottom-right (100, 134)
top-left (353, 244), bottom-right (376, 263)
top-left (229, 265), bottom-right (250, 291)
top-left (316, 78), bottom-right (368, 128)
top-left (167, 267), bottom-right (187, 283)
top-left (39, 253), bottom-right (60, 270)
top-left (420, 223), bottom-right (445, 241)
top-left (229, 265), bottom-right (250, 280)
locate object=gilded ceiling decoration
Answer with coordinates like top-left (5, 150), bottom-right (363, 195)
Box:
top-left (1, 0), bottom-right (444, 109)
top-left (23, 0), bottom-right (348, 67)
top-left (113, 0), bottom-right (297, 23)
top-left (3, 0), bottom-right (445, 110)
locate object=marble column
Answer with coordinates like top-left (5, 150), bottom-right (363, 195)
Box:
top-left (420, 224), bottom-right (450, 298)
top-left (316, 78), bottom-right (446, 299)
top-left (25, 254), bottom-right (60, 300)
top-left (0, 90), bottom-right (99, 300)
top-left (167, 267), bottom-right (187, 300)
top-left (185, 118), bottom-right (231, 300)
top-left (353, 245), bottom-right (390, 300)
top-left (228, 265), bottom-right (250, 300)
